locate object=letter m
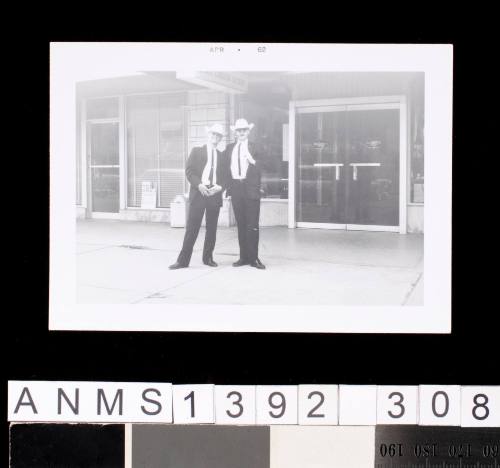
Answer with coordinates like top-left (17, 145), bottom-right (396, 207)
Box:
top-left (97, 388), bottom-right (123, 416)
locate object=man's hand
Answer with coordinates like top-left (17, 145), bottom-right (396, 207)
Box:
top-left (208, 184), bottom-right (222, 195)
top-left (246, 153), bottom-right (256, 165)
top-left (198, 184), bottom-right (210, 197)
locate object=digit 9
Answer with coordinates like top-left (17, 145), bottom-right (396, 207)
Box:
top-left (268, 392), bottom-right (286, 418)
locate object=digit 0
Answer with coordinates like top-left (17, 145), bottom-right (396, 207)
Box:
top-left (431, 391), bottom-right (449, 418)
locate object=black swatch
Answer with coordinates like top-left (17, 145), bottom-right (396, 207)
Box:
top-left (9, 423), bottom-right (124, 468)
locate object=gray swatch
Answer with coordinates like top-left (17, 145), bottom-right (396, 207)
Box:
top-left (132, 424), bottom-right (270, 468)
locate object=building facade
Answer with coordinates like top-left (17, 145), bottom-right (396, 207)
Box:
top-left (76, 72), bottom-right (424, 233)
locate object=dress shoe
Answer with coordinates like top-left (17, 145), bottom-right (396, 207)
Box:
top-left (169, 262), bottom-right (188, 270)
top-left (250, 259), bottom-right (266, 270)
top-left (203, 258), bottom-right (218, 267)
top-left (232, 259), bottom-right (249, 267)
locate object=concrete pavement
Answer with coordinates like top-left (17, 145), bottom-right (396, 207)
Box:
top-left (77, 220), bottom-right (424, 305)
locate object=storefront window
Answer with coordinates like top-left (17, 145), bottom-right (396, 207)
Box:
top-left (76, 151), bottom-right (81, 205)
top-left (76, 101), bottom-right (82, 205)
top-left (240, 90), bottom-right (289, 199)
top-left (410, 76), bottom-right (425, 204)
top-left (159, 94), bottom-right (185, 207)
top-left (127, 94), bottom-right (185, 208)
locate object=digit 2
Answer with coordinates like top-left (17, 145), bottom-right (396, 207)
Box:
top-left (307, 391), bottom-right (325, 418)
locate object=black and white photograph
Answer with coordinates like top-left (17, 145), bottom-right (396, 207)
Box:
top-left (50, 43), bottom-right (452, 332)
top-left (8, 30), bottom-right (500, 468)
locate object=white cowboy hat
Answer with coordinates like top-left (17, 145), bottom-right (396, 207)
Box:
top-left (205, 123), bottom-right (225, 136)
top-left (230, 118), bottom-right (255, 132)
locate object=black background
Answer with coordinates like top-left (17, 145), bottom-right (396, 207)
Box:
top-left (3, 11), bottom-right (498, 467)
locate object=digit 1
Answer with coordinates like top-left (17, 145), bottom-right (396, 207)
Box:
top-left (185, 390), bottom-right (195, 418)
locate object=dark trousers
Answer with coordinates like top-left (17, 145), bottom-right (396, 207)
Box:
top-left (231, 193), bottom-right (261, 263)
top-left (177, 195), bottom-right (221, 266)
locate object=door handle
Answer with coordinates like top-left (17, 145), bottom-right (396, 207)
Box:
top-left (313, 163), bottom-right (344, 180)
top-left (349, 163), bottom-right (381, 181)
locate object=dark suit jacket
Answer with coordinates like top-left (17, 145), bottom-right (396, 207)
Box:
top-left (185, 145), bottom-right (228, 208)
top-left (224, 141), bottom-right (262, 200)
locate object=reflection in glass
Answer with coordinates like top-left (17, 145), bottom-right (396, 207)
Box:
top-left (296, 108), bottom-right (400, 227)
top-left (90, 122), bottom-right (119, 213)
top-left (240, 90), bottom-right (289, 199)
top-left (127, 95), bottom-right (158, 208)
top-left (127, 94), bottom-right (185, 208)
top-left (90, 123), bottom-right (119, 166)
top-left (91, 167), bottom-right (119, 213)
top-left (159, 94), bottom-right (184, 207)
top-left (346, 109), bottom-right (399, 226)
top-left (76, 101), bottom-right (82, 205)
top-left (297, 111), bottom-right (346, 223)
top-left (410, 77), bottom-right (425, 203)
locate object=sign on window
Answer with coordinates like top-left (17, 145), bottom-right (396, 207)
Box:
top-left (141, 181), bottom-right (157, 209)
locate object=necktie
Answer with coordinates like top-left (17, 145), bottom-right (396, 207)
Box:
top-left (237, 143), bottom-right (241, 178)
top-left (208, 149), bottom-right (215, 185)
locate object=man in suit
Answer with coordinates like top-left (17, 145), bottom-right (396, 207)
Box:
top-left (224, 118), bottom-right (266, 270)
top-left (169, 123), bottom-right (228, 269)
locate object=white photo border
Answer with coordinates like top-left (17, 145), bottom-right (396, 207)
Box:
top-left (49, 43), bottom-right (452, 333)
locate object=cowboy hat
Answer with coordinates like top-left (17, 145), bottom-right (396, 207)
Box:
top-left (230, 118), bottom-right (255, 132)
top-left (205, 123), bottom-right (225, 136)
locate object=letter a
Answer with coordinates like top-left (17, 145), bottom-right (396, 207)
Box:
top-left (14, 387), bottom-right (38, 414)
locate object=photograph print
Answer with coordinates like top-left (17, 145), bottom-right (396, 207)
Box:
top-left (50, 43), bottom-right (452, 332)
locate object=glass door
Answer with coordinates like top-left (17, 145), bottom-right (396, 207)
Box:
top-left (345, 108), bottom-right (400, 228)
top-left (296, 110), bottom-right (347, 226)
top-left (89, 122), bottom-right (120, 213)
top-left (296, 104), bottom-right (401, 230)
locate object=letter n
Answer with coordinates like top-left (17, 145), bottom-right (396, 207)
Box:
top-left (58, 388), bottom-right (79, 415)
